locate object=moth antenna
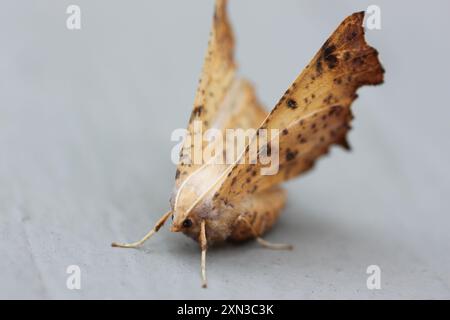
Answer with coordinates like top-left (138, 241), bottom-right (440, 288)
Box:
top-left (172, 83), bottom-right (348, 241)
top-left (179, 111), bottom-right (271, 217)
top-left (238, 216), bottom-right (293, 250)
top-left (199, 219), bottom-right (208, 288)
top-left (181, 109), bottom-right (318, 217)
top-left (111, 210), bottom-right (172, 248)
top-left (174, 157), bottom-right (216, 211)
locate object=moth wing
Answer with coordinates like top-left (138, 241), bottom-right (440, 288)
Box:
top-left (175, 0), bottom-right (238, 188)
top-left (172, 79), bottom-right (267, 212)
top-left (213, 12), bottom-right (384, 202)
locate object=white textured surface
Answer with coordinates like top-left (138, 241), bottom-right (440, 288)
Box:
top-left (1, 0), bottom-right (449, 299)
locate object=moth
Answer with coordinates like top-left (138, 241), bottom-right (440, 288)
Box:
top-left (112, 0), bottom-right (384, 288)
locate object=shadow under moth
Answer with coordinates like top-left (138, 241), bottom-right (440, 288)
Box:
top-left (112, 0), bottom-right (384, 288)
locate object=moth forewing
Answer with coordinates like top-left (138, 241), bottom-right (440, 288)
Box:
top-left (213, 11), bottom-right (384, 205)
top-left (174, 0), bottom-right (237, 190)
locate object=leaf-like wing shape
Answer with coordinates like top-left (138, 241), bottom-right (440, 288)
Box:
top-left (214, 11), bottom-right (384, 202)
top-left (175, 0), bottom-right (237, 188)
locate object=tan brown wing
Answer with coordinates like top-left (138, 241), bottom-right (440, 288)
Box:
top-left (172, 79), bottom-right (267, 214)
top-left (175, 0), bottom-right (237, 188)
top-left (214, 11), bottom-right (384, 202)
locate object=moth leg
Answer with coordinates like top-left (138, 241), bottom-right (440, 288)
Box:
top-left (199, 219), bottom-right (208, 288)
top-left (111, 210), bottom-right (172, 248)
top-left (237, 216), bottom-right (293, 250)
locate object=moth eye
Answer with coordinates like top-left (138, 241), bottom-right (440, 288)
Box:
top-left (171, 214), bottom-right (174, 221)
top-left (182, 219), bottom-right (193, 228)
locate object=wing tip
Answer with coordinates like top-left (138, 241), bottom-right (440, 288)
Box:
top-left (336, 11), bottom-right (385, 87)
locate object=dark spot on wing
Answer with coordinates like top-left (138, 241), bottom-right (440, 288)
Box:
top-left (316, 60), bottom-right (323, 74)
top-left (324, 53), bottom-right (338, 69)
top-left (285, 148), bottom-right (298, 162)
top-left (189, 105), bottom-right (204, 122)
top-left (286, 99), bottom-right (298, 109)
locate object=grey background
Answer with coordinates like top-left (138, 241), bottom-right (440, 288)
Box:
top-left (1, 0), bottom-right (449, 299)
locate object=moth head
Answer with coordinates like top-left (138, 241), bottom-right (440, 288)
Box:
top-left (170, 210), bottom-right (200, 235)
